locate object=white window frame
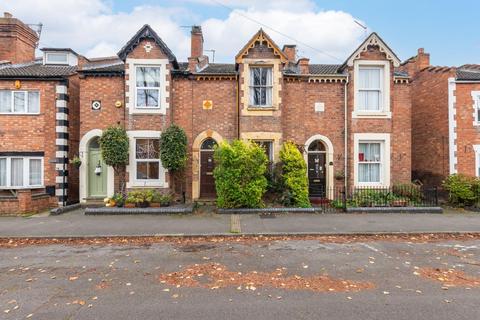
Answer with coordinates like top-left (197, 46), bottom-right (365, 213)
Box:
top-left (353, 60), bottom-right (391, 118)
top-left (134, 138), bottom-right (161, 182)
top-left (474, 145), bottom-right (480, 177)
top-left (249, 66), bottom-right (273, 107)
top-left (0, 90), bottom-right (40, 115)
top-left (134, 65), bottom-right (161, 109)
top-left (126, 59), bottom-right (169, 115)
top-left (46, 52), bottom-right (68, 64)
top-left (471, 91), bottom-right (480, 126)
top-left (0, 156), bottom-right (44, 189)
top-left (126, 131), bottom-right (167, 188)
top-left (253, 139), bottom-right (274, 162)
top-left (354, 133), bottom-right (390, 187)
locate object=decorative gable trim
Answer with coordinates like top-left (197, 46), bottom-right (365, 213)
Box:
top-left (117, 24), bottom-right (178, 68)
top-left (341, 32), bottom-right (401, 69)
top-left (235, 29), bottom-right (288, 64)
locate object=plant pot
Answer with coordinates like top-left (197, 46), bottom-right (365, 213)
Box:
top-left (150, 202), bottom-right (161, 208)
top-left (136, 202), bottom-right (149, 208)
top-left (391, 200), bottom-right (408, 207)
top-left (125, 203), bottom-right (135, 208)
top-left (160, 202), bottom-right (171, 207)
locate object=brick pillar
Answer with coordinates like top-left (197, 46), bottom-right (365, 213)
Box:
top-left (17, 189), bottom-right (32, 213)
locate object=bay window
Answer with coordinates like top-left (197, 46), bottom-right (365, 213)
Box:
top-left (249, 67), bottom-right (273, 107)
top-left (0, 90), bottom-right (40, 114)
top-left (135, 138), bottom-right (160, 180)
top-left (135, 66), bottom-right (161, 108)
top-left (0, 157), bottom-right (43, 188)
top-left (358, 67), bottom-right (383, 111)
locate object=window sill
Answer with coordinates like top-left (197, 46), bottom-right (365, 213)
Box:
top-left (0, 186), bottom-right (44, 190)
top-left (126, 181), bottom-right (168, 188)
top-left (247, 106), bottom-right (276, 111)
top-left (352, 111), bottom-right (391, 119)
top-left (129, 108), bottom-right (166, 115)
top-left (0, 113), bottom-right (40, 116)
top-left (354, 183), bottom-right (388, 188)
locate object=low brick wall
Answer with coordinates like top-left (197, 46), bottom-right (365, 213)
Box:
top-left (0, 189), bottom-right (57, 215)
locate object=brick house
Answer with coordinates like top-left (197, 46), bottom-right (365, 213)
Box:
top-left (403, 49), bottom-right (480, 185)
top-left (0, 13), bottom-right (80, 214)
top-left (0, 13), bottom-right (413, 212)
top-left (77, 25), bottom-right (412, 203)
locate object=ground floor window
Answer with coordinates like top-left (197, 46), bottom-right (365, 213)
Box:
top-left (253, 140), bottom-right (273, 162)
top-left (135, 138), bottom-right (160, 180)
top-left (474, 145), bottom-right (480, 177)
top-left (354, 133), bottom-right (390, 187)
top-left (0, 157), bottom-right (43, 188)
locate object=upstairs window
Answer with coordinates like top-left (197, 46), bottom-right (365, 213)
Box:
top-left (135, 138), bottom-right (160, 180)
top-left (474, 93), bottom-right (480, 125)
top-left (357, 67), bottom-right (383, 111)
top-left (135, 66), bottom-right (161, 108)
top-left (0, 90), bottom-right (40, 114)
top-left (46, 53), bottom-right (68, 64)
top-left (249, 67), bottom-right (273, 107)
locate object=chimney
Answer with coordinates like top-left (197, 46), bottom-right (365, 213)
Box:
top-left (188, 25), bottom-right (205, 71)
top-left (416, 48), bottom-right (430, 71)
top-left (0, 12), bottom-right (39, 64)
top-left (283, 45), bottom-right (296, 62)
top-left (298, 58), bottom-right (310, 75)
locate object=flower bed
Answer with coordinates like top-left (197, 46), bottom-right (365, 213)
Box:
top-left (104, 190), bottom-right (173, 208)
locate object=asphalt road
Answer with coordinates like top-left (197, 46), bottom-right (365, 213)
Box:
top-left (1, 237), bottom-right (479, 319)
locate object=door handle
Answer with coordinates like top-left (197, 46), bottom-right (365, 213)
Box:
top-left (206, 172), bottom-right (213, 176)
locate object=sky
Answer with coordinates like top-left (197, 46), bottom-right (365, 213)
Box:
top-left (1, 0), bottom-right (478, 66)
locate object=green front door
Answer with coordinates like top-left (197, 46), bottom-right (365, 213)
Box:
top-left (88, 148), bottom-right (107, 198)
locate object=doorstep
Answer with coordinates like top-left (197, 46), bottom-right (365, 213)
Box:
top-left (84, 205), bottom-right (194, 215)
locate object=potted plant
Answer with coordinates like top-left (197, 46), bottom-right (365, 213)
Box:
top-left (160, 194), bottom-right (172, 207)
top-left (334, 170), bottom-right (345, 181)
top-left (70, 156), bottom-right (82, 169)
top-left (150, 191), bottom-right (162, 208)
top-left (125, 194), bottom-right (136, 208)
top-left (112, 193), bottom-right (125, 208)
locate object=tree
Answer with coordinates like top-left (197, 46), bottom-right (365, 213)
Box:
top-left (159, 124), bottom-right (188, 200)
top-left (214, 140), bottom-right (268, 208)
top-left (279, 141), bottom-right (311, 207)
top-left (99, 126), bottom-right (129, 194)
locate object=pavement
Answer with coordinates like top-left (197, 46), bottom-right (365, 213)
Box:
top-left (0, 208), bottom-right (480, 237)
top-left (1, 236), bottom-right (479, 319)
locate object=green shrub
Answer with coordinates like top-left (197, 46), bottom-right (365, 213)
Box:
top-left (443, 174), bottom-right (480, 206)
top-left (126, 190), bottom-right (154, 205)
top-left (159, 124), bottom-right (188, 171)
top-left (279, 141), bottom-right (310, 208)
top-left (100, 127), bottom-right (129, 194)
top-left (214, 140), bottom-right (268, 208)
top-left (350, 189), bottom-right (400, 207)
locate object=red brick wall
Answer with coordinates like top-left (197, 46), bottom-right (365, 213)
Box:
top-left (410, 68), bottom-right (454, 185)
top-left (454, 82), bottom-right (480, 176)
top-left (0, 15), bottom-right (38, 64)
top-left (0, 80), bottom-right (58, 189)
top-left (0, 190), bottom-right (56, 215)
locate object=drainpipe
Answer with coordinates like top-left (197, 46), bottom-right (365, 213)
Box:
top-left (344, 75), bottom-right (349, 192)
top-left (236, 72), bottom-right (240, 139)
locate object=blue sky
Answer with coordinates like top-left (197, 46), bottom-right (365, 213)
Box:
top-left (3, 0), bottom-right (477, 66)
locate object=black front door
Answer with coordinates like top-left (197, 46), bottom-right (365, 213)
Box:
top-left (308, 153), bottom-right (326, 197)
top-left (200, 150), bottom-right (216, 198)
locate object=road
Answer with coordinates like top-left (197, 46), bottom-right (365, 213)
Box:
top-left (1, 235), bottom-right (479, 319)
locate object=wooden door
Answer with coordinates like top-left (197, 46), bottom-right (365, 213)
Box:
top-left (200, 150), bottom-right (216, 198)
top-left (88, 149), bottom-right (107, 198)
top-left (308, 153), bottom-right (326, 197)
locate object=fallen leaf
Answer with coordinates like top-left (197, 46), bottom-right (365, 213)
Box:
top-left (69, 276), bottom-right (78, 281)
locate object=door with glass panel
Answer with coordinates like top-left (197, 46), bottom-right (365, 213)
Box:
top-left (200, 138), bottom-right (217, 198)
top-left (88, 138), bottom-right (107, 198)
top-left (307, 140), bottom-right (327, 197)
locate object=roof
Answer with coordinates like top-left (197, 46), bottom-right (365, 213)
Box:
top-left (80, 57), bottom-right (124, 75)
top-left (196, 63), bottom-right (236, 74)
top-left (340, 32), bottom-right (401, 70)
top-left (117, 24), bottom-right (178, 68)
top-left (283, 64), bottom-right (343, 76)
top-left (40, 48), bottom-right (80, 56)
top-left (456, 64), bottom-right (480, 81)
top-left (0, 59), bottom-right (76, 79)
top-left (235, 29), bottom-right (288, 64)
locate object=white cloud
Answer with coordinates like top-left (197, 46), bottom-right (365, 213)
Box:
top-left (2, 0), bottom-right (368, 63)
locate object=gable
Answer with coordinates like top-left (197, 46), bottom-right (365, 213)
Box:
top-left (235, 29), bottom-right (287, 63)
top-left (341, 32), bottom-right (400, 69)
top-left (117, 24), bottom-right (178, 68)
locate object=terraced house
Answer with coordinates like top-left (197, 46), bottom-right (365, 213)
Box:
top-left (0, 13), bottom-right (413, 213)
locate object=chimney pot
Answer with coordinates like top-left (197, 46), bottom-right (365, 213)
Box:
top-left (298, 58), bottom-right (310, 74)
top-left (283, 44), bottom-right (296, 62)
top-left (4, 12), bottom-right (13, 18)
top-left (418, 48), bottom-right (424, 54)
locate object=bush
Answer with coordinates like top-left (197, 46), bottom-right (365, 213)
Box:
top-left (214, 140), bottom-right (268, 208)
top-left (100, 127), bottom-right (129, 194)
top-left (392, 183), bottom-right (422, 203)
top-left (350, 189), bottom-right (400, 207)
top-left (279, 142), bottom-right (310, 208)
top-left (443, 174), bottom-right (480, 206)
top-left (159, 124), bottom-right (188, 172)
